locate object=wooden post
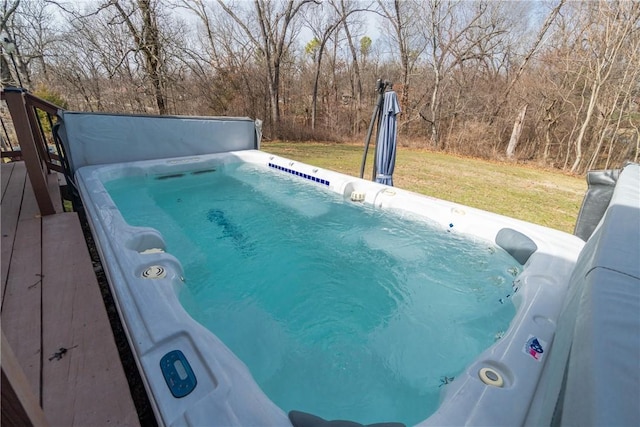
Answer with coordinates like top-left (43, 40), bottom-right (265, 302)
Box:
top-left (25, 104), bottom-right (53, 170)
top-left (1, 331), bottom-right (50, 426)
top-left (2, 88), bottom-right (55, 216)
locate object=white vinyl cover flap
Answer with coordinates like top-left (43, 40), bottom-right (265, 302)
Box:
top-left (58, 112), bottom-right (257, 172)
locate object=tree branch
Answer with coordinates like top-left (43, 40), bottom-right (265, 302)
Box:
top-left (490, 0), bottom-right (565, 124)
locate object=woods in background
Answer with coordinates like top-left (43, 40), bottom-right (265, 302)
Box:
top-left (1, 0), bottom-right (638, 173)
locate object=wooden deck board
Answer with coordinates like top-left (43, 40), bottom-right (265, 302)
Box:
top-left (1, 331), bottom-right (49, 426)
top-left (1, 162), bottom-right (26, 302)
top-left (1, 173), bottom-right (43, 402)
top-left (1, 161), bottom-right (14, 199)
top-left (1, 162), bottom-right (142, 426)
top-left (42, 213), bottom-right (139, 426)
top-left (2, 218), bottom-right (42, 401)
top-left (16, 164), bottom-right (41, 220)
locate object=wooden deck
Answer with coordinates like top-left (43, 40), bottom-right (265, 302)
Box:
top-left (1, 161), bottom-right (141, 426)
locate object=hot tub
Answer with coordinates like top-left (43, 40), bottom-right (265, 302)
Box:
top-left (76, 149), bottom-right (584, 427)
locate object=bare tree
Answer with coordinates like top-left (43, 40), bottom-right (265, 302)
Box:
top-left (1, 0), bottom-right (21, 86)
top-left (490, 0), bottom-right (565, 125)
top-left (377, 0), bottom-right (425, 133)
top-left (303, 0), bottom-right (367, 130)
top-left (108, 0), bottom-right (169, 114)
top-left (337, 0), bottom-right (373, 134)
top-left (303, 3), bottom-right (341, 130)
top-left (50, 4), bottom-right (142, 111)
top-left (417, 0), bottom-right (508, 148)
top-left (5, 0), bottom-right (636, 170)
top-left (216, 0), bottom-right (318, 136)
top-left (340, 2), bottom-right (362, 114)
top-left (569, 0), bottom-right (640, 172)
top-left (177, 0), bottom-right (262, 116)
top-left (2, 0), bottom-right (35, 87)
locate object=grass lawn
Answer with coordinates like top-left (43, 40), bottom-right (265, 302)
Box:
top-left (262, 141), bottom-right (587, 234)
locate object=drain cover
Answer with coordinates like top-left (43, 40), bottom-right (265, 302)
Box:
top-left (142, 265), bottom-right (166, 279)
top-left (479, 367), bottom-right (504, 387)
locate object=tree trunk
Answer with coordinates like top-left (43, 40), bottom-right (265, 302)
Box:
top-left (310, 14), bottom-right (344, 132)
top-left (0, 54), bottom-right (17, 86)
top-left (247, 0), bottom-right (314, 136)
top-left (506, 104), bottom-right (528, 159)
top-left (112, 0), bottom-right (167, 114)
top-left (542, 100), bottom-right (556, 163)
top-left (269, 64), bottom-right (280, 134)
top-left (341, 15), bottom-right (362, 134)
top-left (311, 44), bottom-right (326, 130)
top-left (430, 65), bottom-right (440, 148)
top-left (330, 39), bottom-right (339, 131)
top-left (138, 0), bottom-right (166, 114)
top-left (13, 46), bottom-right (32, 88)
top-left (571, 79), bottom-right (599, 172)
top-left (394, 0), bottom-right (410, 132)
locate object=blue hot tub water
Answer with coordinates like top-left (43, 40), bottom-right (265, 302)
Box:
top-left (105, 163), bottom-right (519, 425)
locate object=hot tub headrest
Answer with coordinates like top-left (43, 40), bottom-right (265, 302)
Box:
top-left (288, 410), bottom-right (405, 427)
top-left (495, 227), bottom-right (538, 265)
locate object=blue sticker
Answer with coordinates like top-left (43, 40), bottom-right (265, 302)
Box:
top-left (524, 335), bottom-right (547, 361)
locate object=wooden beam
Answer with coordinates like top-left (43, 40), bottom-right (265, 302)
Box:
top-left (25, 104), bottom-right (52, 170)
top-left (1, 331), bottom-right (49, 427)
top-left (24, 92), bottom-right (61, 115)
top-left (1, 150), bottom-right (23, 159)
top-left (46, 171), bottom-right (63, 213)
top-left (2, 88), bottom-right (55, 216)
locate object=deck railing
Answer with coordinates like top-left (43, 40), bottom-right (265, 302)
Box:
top-left (1, 88), bottom-right (67, 216)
